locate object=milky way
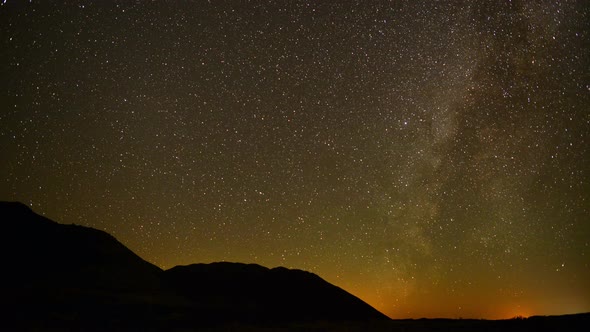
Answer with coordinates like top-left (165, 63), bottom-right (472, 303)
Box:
top-left (1, 1), bottom-right (589, 319)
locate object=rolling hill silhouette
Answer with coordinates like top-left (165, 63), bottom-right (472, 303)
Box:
top-left (1, 201), bottom-right (180, 328)
top-left (165, 262), bottom-right (389, 324)
top-left (0, 201), bottom-right (388, 329)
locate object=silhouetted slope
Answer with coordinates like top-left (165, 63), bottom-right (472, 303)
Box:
top-left (1, 201), bottom-right (162, 288)
top-left (0, 201), bottom-right (179, 327)
top-left (164, 262), bottom-right (390, 323)
top-left (2, 201), bottom-right (587, 331)
top-left (0, 201), bottom-right (389, 329)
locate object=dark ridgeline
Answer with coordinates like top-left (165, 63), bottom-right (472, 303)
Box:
top-left (0, 201), bottom-right (388, 330)
top-left (2, 201), bottom-right (588, 332)
top-left (0, 201), bottom-right (177, 328)
top-left (165, 262), bottom-right (389, 324)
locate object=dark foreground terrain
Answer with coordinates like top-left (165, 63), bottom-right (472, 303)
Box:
top-left (1, 201), bottom-right (387, 330)
top-left (1, 201), bottom-right (587, 331)
top-left (215, 313), bottom-right (589, 332)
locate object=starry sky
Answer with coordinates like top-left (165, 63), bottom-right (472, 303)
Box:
top-left (1, 0), bottom-right (589, 319)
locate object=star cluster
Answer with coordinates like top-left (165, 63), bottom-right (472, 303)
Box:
top-left (1, 1), bottom-right (589, 319)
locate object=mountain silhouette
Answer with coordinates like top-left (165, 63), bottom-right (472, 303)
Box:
top-left (0, 201), bottom-right (388, 329)
top-left (164, 262), bottom-right (390, 324)
top-left (2, 201), bottom-right (162, 288)
top-left (1, 201), bottom-right (180, 328)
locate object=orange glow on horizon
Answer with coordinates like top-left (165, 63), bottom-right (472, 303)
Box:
top-left (495, 304), bottom-right (533, 320)
top-left (347, 282), bottom-right (549, 320)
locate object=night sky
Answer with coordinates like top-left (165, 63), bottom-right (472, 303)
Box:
top-left (1, 0), bottom-right (589, 319)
